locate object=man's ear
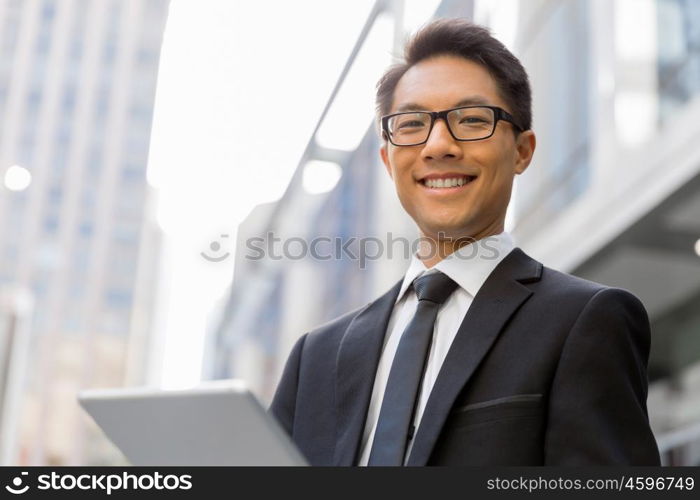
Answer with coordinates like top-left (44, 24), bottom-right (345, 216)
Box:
top-left (380, 143), bottom-right (393, 180)
top-left (514, 130), bottom-right (536, 175)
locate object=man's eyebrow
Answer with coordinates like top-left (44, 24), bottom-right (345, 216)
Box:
top-left (393, 96), bottom-right (492, 113)
top-left (394, 102), bottom-right (428, 113)
top-left (453, 96), bottom-right (491, 107)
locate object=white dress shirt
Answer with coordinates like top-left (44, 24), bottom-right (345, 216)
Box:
top-left (357, 231), bottom-right (516, 465)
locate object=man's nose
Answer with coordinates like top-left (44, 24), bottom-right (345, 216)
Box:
top-left (421, 118), bottom-right (462, 160)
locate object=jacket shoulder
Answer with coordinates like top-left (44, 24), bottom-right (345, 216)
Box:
top-left (541, 265), bottom-right (606, 291)
top-left (538, 263), bottom-right (647, 313)
top-left (307, 301), bottom-right (370, 340)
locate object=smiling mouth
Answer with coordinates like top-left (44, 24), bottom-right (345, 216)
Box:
top-left (419, 175), bottom-right (476, 189)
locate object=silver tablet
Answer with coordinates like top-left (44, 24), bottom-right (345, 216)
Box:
top-left (78, 379), bottom-right (308, 466)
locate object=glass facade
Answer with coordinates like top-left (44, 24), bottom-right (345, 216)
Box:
top-left (657, 0), bottom-right (700, 120)
top-left (513, 0), bottom-right (591, 229)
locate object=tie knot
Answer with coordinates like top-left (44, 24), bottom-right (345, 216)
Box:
top-left (412, 272), bottom-right (459, 304)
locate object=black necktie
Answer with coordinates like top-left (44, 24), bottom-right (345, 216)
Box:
top-left (367, 271), bottom-right (459, 466)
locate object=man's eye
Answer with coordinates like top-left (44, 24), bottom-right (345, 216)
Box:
top-left (460, 116), bottom-right (487, 124)
top-left (397, 120), bottom-right (427, 129)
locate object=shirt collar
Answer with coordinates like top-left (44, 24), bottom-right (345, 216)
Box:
top-left (395, 231), bottom-right (516, 304)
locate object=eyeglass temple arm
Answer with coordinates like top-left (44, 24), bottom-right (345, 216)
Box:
top-left (493, 107), bottom-right (524, 131)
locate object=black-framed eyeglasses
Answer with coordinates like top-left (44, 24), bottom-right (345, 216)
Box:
top-left (381, 105), bottom-right (524, 146)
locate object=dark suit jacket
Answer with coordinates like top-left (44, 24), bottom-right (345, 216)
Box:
top-left (269, 247), bottom-right (661, 465)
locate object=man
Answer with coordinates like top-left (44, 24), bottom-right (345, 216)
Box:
top-left (270, 18), bottom-right (661, 466)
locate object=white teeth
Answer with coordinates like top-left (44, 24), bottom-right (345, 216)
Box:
top-left (424, 176), bottom-right (471, 188)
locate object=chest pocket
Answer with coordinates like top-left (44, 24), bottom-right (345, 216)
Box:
top-left (450, 393), bottom-right (544, 428)
top-left (430, 393), bottom-right (545, 465)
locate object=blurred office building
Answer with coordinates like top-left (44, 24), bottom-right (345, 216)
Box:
top-left (211, 0), bottom-right (700, 465)
top-left (511, 0), bottom-right (700, 465)
top-left (0, 0), bottom-right (169, 464)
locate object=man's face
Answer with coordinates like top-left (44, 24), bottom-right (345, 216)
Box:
top-left (380, 55), bottom-right (536, 242)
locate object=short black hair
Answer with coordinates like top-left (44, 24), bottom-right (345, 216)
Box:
top-left (376, 18), bottom-right (532, 135)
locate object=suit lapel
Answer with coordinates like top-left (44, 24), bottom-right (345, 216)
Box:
top-left (406, 247), bottom-right (543, 465)
top-left (333, 279), bottom-right (402, 466)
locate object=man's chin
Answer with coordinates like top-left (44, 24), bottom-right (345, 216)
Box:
top-left (419, 222), bottom-right (477, 242)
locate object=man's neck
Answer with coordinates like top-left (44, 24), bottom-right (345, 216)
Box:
top-left (417, 226), bottom-right (505, 268)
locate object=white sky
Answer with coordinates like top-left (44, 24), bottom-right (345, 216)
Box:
top-left (147, 0), bottom-right (376, 388)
